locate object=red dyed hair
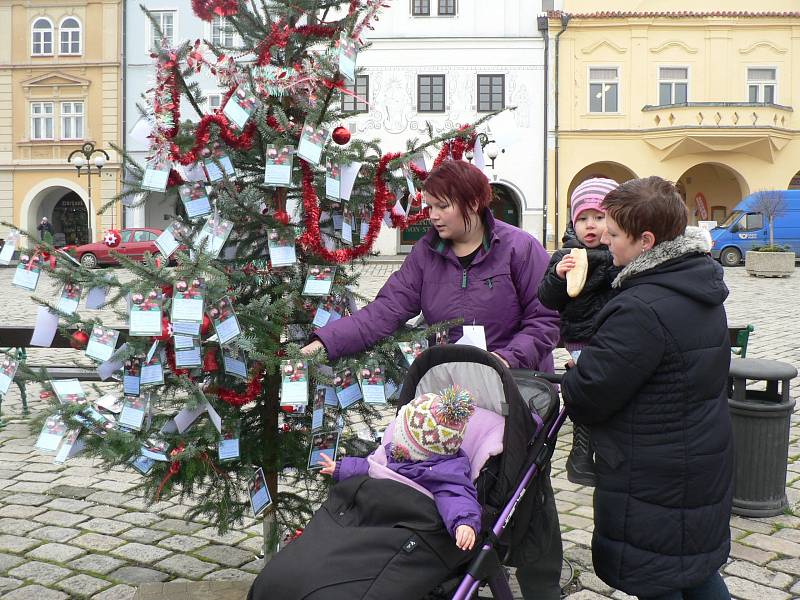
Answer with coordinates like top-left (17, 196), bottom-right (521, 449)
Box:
top-left (422, 161), bottom-right (492, 229)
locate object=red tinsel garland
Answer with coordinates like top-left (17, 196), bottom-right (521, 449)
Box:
top-left (217, 364), bottom-right (266, 407)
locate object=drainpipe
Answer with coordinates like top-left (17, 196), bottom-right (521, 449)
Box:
top-left (553, 13), bottom-right (570, 245)
top-left (121, 0), bottom-right (127, 229)
top-left (537, 15), bottom-right (549, 246)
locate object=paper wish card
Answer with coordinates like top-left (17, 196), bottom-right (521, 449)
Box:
top-left (334, 368), bottom-right (362, 409)
top-left (36, 416), bottom-right (68, 452)
top-left (209, 296), bottom-right (241, 346)
top-left (218, 420), bottom-right (240, 463)
top-left (311, 386), bottom-right (325, 431)
top-left (338, 34), bottom-right (358, 84)
top-left (85, 285), bottom-right (109, 310)
top-left (223, 86), bottom-right (261, 130)
top-left (308, 430), bottom-right (340, 470)
top-left (119, 395), bottom-right (148, 431)
top-left (195, 214), bottom-right (233, 259)
top-left (123, 357), bottom-right (142, 397)
top-left (57, 282), bottom-right (82, 316)
top-left (398, 340), bottom-right (428, 367)
top-left (130, 454), bottom-right (156, 475)
top-left (0, 231), bottom-right (19, 265)
top-left (359, 364), bottom-right (386, 405)
top-left (142, 161), bottom-right (171, 193)
top-left (223, 347), bottom-right (248, 380)
top-left (338, 162), bottom-right (362, 202)
top-left (264, 145), bottom-right (294, 187)
top-left (82, 406), bottom-right (117, 434)
top-left (325, 160), bottom-right (341, 200)
top-left (311, 296), bottom-right (336, 328)
top-left (248, 467), bottom-right (272, 517)
top-left (267, 229), bottom-right (297, 267)
top-left (204, 149), bottom-right (236, 182)
top-left (296, 122), bottom-right (329, 166)
top-left (129, 289), bottom-right (163, 337)
top-left (52, 378), bottom-right (87, 405)
top-left (0, 356), bottom-right (19, 396)
top-left (280, 359), bottom-right (308, 406)
top-left (172, 279), bottom-right (205, 326)
top-left (402, 154), bottom-right (427, 195)
top-left (85, 325), bottom-right (119, 363)
top-left (341, 210), bottom-right (354, 246)
top-left (178, 162), bottom-right (208, 183)
top-left (140, 351), bottom-right (165, 387)
top-left (179, 182), bottom-right (212, 220)
top-left (302, 265), bottom-right (336, 297)
top-left (156, 221), bottom-right (189, 259)
top-left (12, 254), bottom-right (42, 291)
top-left (175, 338), bottom-right (202, 368)
top-left (54, 428), bottom-right (84, 464)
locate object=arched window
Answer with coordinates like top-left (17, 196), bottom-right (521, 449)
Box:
top-left (59, 17), bottom-right (81, 55)
top-left (32, 18), bottom-right (53, 55)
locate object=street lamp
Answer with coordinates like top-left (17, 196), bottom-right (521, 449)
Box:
top-left (67, 141), bottom-right (109, 243)
top-left (464, 133), bottom-right (504, 170)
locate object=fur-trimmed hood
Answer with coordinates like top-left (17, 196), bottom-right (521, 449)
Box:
top-left (612, 226), bottom-right (711, 288)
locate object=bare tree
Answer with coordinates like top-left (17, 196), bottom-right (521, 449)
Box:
top-left (752, 189), bottom-right (788, 248)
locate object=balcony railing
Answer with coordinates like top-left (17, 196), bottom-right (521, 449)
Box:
top-left (641, 102), bottom-right (793, 129)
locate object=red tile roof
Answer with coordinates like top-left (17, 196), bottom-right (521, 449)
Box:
top-left (547, 10), bottom-right (800, 19)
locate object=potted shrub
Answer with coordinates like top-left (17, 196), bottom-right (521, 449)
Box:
top-left (745, 190), bottom-right (795, 278)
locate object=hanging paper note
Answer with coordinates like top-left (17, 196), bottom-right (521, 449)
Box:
top-left (57, 282), bottom-right (82, 316)
top-left (218, 420), bottom-right (240, 462)
top-left (54, 428), bottom-right (84, 464)
top-left (82, 406), bottom-right (117, 434)
top-left (312, 297), bottom-right (335, 328)
top-left (179, 182), bottom-right (212, 220)
top-left (156, 221), bottom-right (189, 258)
top-left (398, 340), bottom-right (428, 367)
top-left (248, 467), bottom-right (272, 517)
top-left (52, 378), bottom-right (87, 405)
top-left (325, 160), bottom-right (341, 200)
top-left (223, 86), bottom-right (261, 130)
top-left (223, 347), bottom-right (247, 380)
top-left (140, 350), bottom-right (165, 387)
top-left (123, 357), bottom-right (142, 397)
top-left (339, 162), bottom-right (362, 202)
top-left (172, 278), bottom-right (205, 332)
top-left (0, 356), bottom-right (19, 396)
top-left (341, 209), bottom-right (354, 246)
top-left (264, 145), bottom-right (294, 187)
top-left (85, 286), bottom-right (109, 310)
top-left (302, 266), bottom-right (336, 296)
top-left (119, 395), bottom-right (148, 431)
top-left (178, 162), bottom-right (208, 182)
top-left (194, 214), bottom-right (233, 259)
top-left (267, 229), bottom-right (297, 267)
top-left (129, 289), bottom-right (163, 336)
top-left (130, 454), bottom-right (155, 475)
top-left (36, 416), bottom-right (68, 452)
top-left (209, 296), bottom-right (241, 345)
top-left (338, 34), bottom-right (358, 84)
top-left (204, 147), bottom-right (236, 182)
top-left (308, 430), bottom-right (340, 470)
top-left (296, 122), bottom-right (330, 166)
top-left (85, 326), bottom-right (119, 363)
top-left (334, 368), bottom-right (362, 409)
top-left (360, 364), bottom-right (387, 405)
top-left (175, 339), bottom-right (202, 368)
top-left (12, 254), bottom-right (42, 291)
top-left (280, 359), bottom-right (308, 406)
top-left (0, 231), bottom-right (19, 265)
top-left (402, 154), bottom-right (427, 195)
top-left (96, 394), bottom-right (123, 413)
top-left (142, 160), bottom-right (171, 192)
top-left (30, 306), bottom-right (59, 347)
top-left (311, 387), bottom-right (325, 431)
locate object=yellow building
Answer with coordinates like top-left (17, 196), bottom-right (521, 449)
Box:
top-left (545, 2), bottom-right (800, 248)
top-left (0, 0), bottom-right (122, 247)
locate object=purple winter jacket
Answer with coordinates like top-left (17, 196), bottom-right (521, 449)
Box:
top-left (315, 210), bottom-right (560, 370)
top-left (333, 448), bottom-right (482, 538)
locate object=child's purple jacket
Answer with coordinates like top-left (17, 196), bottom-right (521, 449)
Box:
top-left (333, 448), bottom-right (482, 538)
top-left (314, 210), bottom-right (559, 371)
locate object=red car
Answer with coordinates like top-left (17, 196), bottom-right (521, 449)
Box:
top-left (64, 228), bottom-right (164, 269)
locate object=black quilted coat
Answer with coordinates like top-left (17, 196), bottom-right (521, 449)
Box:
top-left (561, 233), bottom-right (733, 597)
top-left (537, 236), bottom-right (618, 344)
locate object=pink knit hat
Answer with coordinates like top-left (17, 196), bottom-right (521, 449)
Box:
top-left (571, 178), bottom-right (619, 222)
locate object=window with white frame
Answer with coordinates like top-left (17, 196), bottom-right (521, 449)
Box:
top-left (747, 67), bottom-right (777, 104)
top-left (589, 67), bottom-right (619, 113)
top-left (412, 0), bottom-right (431, 16)
top-left (477, 74), bottom-right (504, 112)
top-left (150, 11), bottom-right (176, 49)
top-left (341, 75), bottom-right (369, 113)
top-left (418, 75), bottom-right (445, 113)
top-left (31, 102), bottom-right (54, 140)
top-left (211, 16), bottom-right (234, 46)
top-left (658, 67), bottom-right (688, 105)
top-left (438, 0), bottom-right (456, 15)
top-left (32, 18), bottom-right (53, 55)
top-left (61, 102), bottom-right (84, 139)
top-left (206, 93), bottom-right (223, 111)
top-left (59, 17), bottom-right (81, 54)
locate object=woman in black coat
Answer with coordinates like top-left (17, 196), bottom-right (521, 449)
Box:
top-left (562, 176), bottom-right (733, 600)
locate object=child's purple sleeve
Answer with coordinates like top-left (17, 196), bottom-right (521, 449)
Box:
top-left (333, 457), bottom-right (370, 482)
top-left (415, 455), bottom-right (482, 538)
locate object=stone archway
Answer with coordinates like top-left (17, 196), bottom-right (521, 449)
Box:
top-left (52, 192), bottom-right (89, 245)
top-left (676, 162), bottom-right (749, 226)
top-left (490, 182), bottom-right (521, 227)
top-left (21, 178), bottom-right (92, 242)
top-left (567, 162), bottom-right (637, 203)
top-left (788, 171), bottom-right (800, 190)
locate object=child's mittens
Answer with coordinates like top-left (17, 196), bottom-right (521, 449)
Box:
top-left (566, 248), bottom-right (588, 298)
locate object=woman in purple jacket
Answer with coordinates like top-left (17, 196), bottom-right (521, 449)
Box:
top-left (303, 160), bottom-right (563, 600)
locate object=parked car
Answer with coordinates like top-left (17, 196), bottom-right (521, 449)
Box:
top-left (710, 191), bottom-right (800, 267)
top-left (63, 228), bottom-right (164, 269)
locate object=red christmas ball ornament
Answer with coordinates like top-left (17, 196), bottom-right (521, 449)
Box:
top-left (203, 347), bottom-right (220, 373)
top-left (201, 314), bottom-right (212, 336)
top-left (103, 229), bottom-right (121, 248)
top-left (70, 329), bottom-right (89, 350)
top-left (332, 126), bottom-right (351, 145)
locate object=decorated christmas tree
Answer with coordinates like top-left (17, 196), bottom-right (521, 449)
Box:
top-left (3, 0), bottom-right (497, 550)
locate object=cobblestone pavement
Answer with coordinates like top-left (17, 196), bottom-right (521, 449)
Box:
top-left (0, 263), bottom-right (798, 599)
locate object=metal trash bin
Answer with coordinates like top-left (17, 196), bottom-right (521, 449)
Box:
top-left (728, 358), bottom-right (797, 517)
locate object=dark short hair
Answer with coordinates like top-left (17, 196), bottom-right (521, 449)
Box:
top-left (422, 160), bottom-right (492, 230)
top-left (602, 176), bottom-right (688, 243)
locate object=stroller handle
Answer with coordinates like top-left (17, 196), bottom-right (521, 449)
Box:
top-left (509, 369), bottom-right (563, 385)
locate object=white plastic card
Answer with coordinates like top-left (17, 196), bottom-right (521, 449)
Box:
top-left (142, 162), bottom-right (170, 192)
top-left (36, 417), bottom-right (68, 452)
top-left (85, 326), bottom-right (119, 363)
top-left (280, 359), bottom-right (308, 406)
top-left (179, 183), bottom-right (212, 220)
top-left (30, 307), bottom-right (59, 347)
top-left (264, 145), bottom-right (294, 187)
top-left (296, 122), bottom-right (329, 166)
top-left (338, 33), bottom-right (358, 83)
top-left (129, 289), bottom-right (163, 336)
top-left (267, 229), bottom-right (297, 267)
top-left (302, 266), bottom-right (335, 296)
top-left (209, 296), bottom-right (240, 345)
top-left (194, 214), bottom-right (233, 259)
top-left (57, 283), bottom-right (82, 316)
top-left (248, 467), bottom-right (272, 517)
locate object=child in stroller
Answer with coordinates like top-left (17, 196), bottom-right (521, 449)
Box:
top-left (248, 345), bottom-right (564, 600)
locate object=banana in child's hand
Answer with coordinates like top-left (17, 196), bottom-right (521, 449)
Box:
top-left (566, 248), bottom-right (588, 298)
